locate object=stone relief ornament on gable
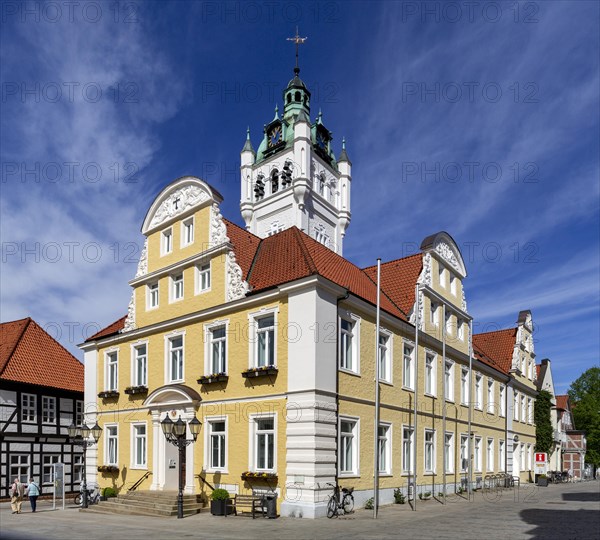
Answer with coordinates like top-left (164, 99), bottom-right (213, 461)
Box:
top-left (135, 239), bottom-right (148, 278)
top-left (435, 242), bottom-right (460, 273)
top-left (417, 252), bottom-right (432, 286)
top-left (226, 250), bottom-right (249, 302)
top-left (461, 289), bottom-right (467, 312)
top-left (122, 291), bottom-right (136, 333)
top-left (149, 185), bottom-right (210, 229)
top-left (210, 203), bottom-right (229, 247)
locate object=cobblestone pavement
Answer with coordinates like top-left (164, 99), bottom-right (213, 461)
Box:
top-left (1, 481), bottom-right (599, 540)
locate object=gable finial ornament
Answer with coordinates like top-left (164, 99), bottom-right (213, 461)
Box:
top-left (122, 291), bottom-right (136, 333)
top-left (435, 241), bottom-right (460, 273)
top-left (149, 184), bottom-right (210, 229)
top-left (134, 239), bottom-right (148, 278)
top-left (417, 252), bottom-right (432, 286)
top-left (226, 250), bottom-right (250, 302)
top-left (210, 203), bottom-right (230, 247)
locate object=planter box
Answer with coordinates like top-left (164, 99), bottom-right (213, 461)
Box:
top-left (241, 367), bottom-right (278, 379)
top-left (98, 390), bottom-right (119, 399)
top-left (197, 374), bottom-right (229, 385)
top-left (124, 385), bottom-right (148, 395)
top-left (537, 477), bottom-right (548, 487)
top-left (210, 499), bottom-right (233, 515)
top-left (97, 465), bottom-right (119, 474)
top-left (241, 472), bottom-right (278, 482)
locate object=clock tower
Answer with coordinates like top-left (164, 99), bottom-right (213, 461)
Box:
top-left (239, 46), bottom-right (352, 254)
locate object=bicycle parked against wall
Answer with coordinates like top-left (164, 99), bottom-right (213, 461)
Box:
top-left (74, 484), bottom-right (101, 506)
top-left (326, 483), bottom-right (354, 518)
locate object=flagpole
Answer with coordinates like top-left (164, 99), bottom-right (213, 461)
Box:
top-left (373, 258), bottom-right (381, 518)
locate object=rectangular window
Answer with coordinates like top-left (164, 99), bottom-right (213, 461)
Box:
top-left (171, 273), bottom-right (184, 301)
top-left (514, 392), bottom-right (519, 422)
top-left (445, 312), bottom-right (452, 336)
top-left (460, 435), bottom-right (468, 472)
top-left (134, 344), bottom-right (147, 386)
top-left (210, 326), bottom-right (227, 374)
top-left (75, 400), bottom-right (84, 425)
top-left (475, 374), bottom-right (482, 409)
top-left (209, 421), bottom-right (226, 470)
top-left (147, 282), bottom-right (159, 309)
top-left (182, 218), bottom-right (194, 246)
top-left (430, 302), bottom-right (438, 326)
top-left (403, 344), bottom-right (414, 390)
top-left (256, 315), bottom-right (275, 367)
top-left (42, 455), bottom-right (60, 484)
top-left (340, 419), bottom-right (358, 475)
top-left (487, 438), bottom-right (494, 472)
top-left (527, 398), bottom-right (533, 424)
top-left (10, 455), bottom-right (29, 483)
top-left (73, 455), bottom-right (84, 483)
top-left (378, 424), bottom-right (391, 474)
top-left (255, 417), bottom-right (275, 471)
top-left (521, 394), bottom-right (526, 422)
top-left (439, 265), bottom-right (447, 288)
top-left (499, 440), bottom-right (505, 471)
top-left (499, 385), bottom-right (506, 417)
top-left (378, 333), bottom-right (391, 382)
top-left (457, 319), bottom-right (465, 340)
top-left (106, 425), bottom-right (118, 465)
top-left (42, 396), bottom-right (56, 424)
top-left (425, 353), bottom-right (436, 396)
top-left (460, 367), bottom-right (469, 405)
top-left (402, 426), bottom-right (414, 473)
top-left (445, 432), bottom-right (454, 473)
top-left (444, 360), bottom-right (454, 401)
top-left (487, 379), bottom-right (494, 413)
top-left (161, 228), bottom-right (173, 255)
top-left (106, 351), bottom-right (118, 391)
top-left (169, 336), bottom-right (184, 382)
top-left (21, 393), bottom-right (36, 422)
top-left (133, 424), bottom-right (147, 468)
top-left (527, 444), bottom-right (533, 470)
top-left (450, 274), bottom-right (457, 295)
top-left (474, 437), bottom-right (482, 473)
top-left (424, 430), bottom-right (435, 473)
top-left (340, 318), bottom-right (355, 372)
top-left (197, 263), bottom-right (211, 293)
top-left (519, 443), bottom-right (525, 470)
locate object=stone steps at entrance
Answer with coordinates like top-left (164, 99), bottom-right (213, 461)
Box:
top-left (81, 490), bottom-right (205, 518)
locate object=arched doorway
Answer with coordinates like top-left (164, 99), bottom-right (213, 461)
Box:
top-left (143, 384), bottom-right (201, 493)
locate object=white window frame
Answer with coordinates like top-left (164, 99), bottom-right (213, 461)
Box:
top-left (378, 423), bottom-right (392, 475)
top-left (521, 394), bottom-right (526, 423)
top-left (424, 429), bottom-right (436, 474)
top-left (444, 432), bottom-right (454, 473)
top-left (131, 422), bottom-right (147, 469)
top-left (439, 264), bottom-right (447, 288)
top-left (460, 434), bottom-right (469, 472)
top-left (250, 414), bottom-right (277, 473)
top-left (487, 378), bottom-right (495, 414)
top-left (514, 392), bottom-right (519, 422)
top-left (205, 416), bottom-right (228, 472)
top-left (132, 342), bottom-right (148, 387)
top-left (450, 273), bottom-right (457, 295)
top-left (487, 438), bottom-right (494, 472)
top-left (445, 311), bottom-right (452, 336)
top-left (196, 262), bottom-right (211, 294)
top-left (527, 397), bottom-right (533, 424)
top-left (21, 393), bottom-right (36, 423)
top-left (10, 454), bottom-right (29, 483)
top-left (75, 400), bottom-right (84, 425)
top-left (181, 217), bottom-right (194, 247)
top-left (339, 312), bottom-right (360, 375)
top-left (424, 351), bottom-right (436, 396)
top-left (430, 301), bottom-right (439, 327)
top-left (460, 367), bottom-right (469, 405)
top-left (499, 440), bottom-right (505, 471)
top-left (105, 424), bottom-right (118, 466)
top-left (42, 455), bottom-right (60, 485)
top-left (444, 360), bottom-right (455, 402)
top-left (170, 273), bottom-right (184, 302)
top-left (339, 416), bottom-right (359, 477)
top-left (147, 281), bottom-right (159, 310)
top-left (457, 318), bottom-right (465, 341)
top-left (475, 373), bottom-right (483, 410)
top-left (73, 454), bottom-right (84, 483)
top-left (105, 349), bottom-right (119, 392)
top-left (248, 307), bottom-right (279, 369)
top-left (378, 330), bottom-right (392, 384)
top-left (161, 227), bottom-right (173, 256)
top-left (204, 320), bottom-right (229, 375)
top-left (499, 385), bottom-right (506, 417)
top-left (527, 444), bottom-right (533, 470)
top-left (402, 425), bottom-right (415, 474)
top-left (165, 331), bottom-right (185, 383)
top-left (41, 396), bottom-right (56, 424)
top-left (474, 436), bottom-right (482, 473)
top-left (403, 341), bottom-right (415, 391)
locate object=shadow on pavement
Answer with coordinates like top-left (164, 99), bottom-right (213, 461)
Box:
top-left (520, 509), bottom-right (600, 540)
top-left (561, 491), bottom-right (600, 502)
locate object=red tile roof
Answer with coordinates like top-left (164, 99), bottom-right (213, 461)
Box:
top-left (473, 328), bottom-right (517, 374)
top-left (556, 395), bottom-right (569, 411)
top-left (473, 343), bottom-right (505, 376)
top-left (224, 219), bottom-right (261, 279)
top-left (363, 254), bottom-right (422, 315)
top-left (536, 364), bottom-right (541, 379)
top-left (0, 317), bottom-right (83, 393)
top-left (87, 315), bottom-right (127, 341)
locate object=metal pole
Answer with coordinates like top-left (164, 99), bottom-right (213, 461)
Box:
top-left (82, 444), bottom-right (88, 509)
top-left (467, 319), bottom-right (473, 500)
top-left (373, 259), bottom-right (381, 519)
top-left (178, 440), bottom-right (184, 519)
top-left (442, 304), bottom-right (446, 504)
top-left (413, 284), bottom-right (420, 511)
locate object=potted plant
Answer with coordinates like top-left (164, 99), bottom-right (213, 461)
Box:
top-left (393, 488), bottom-right (406, 504)
top-left (210, 488), bottom-right (232, 516)
top-left (537, 474), bottom-right (549, 487)
top-left (364, 497), bottom-right (374, 510)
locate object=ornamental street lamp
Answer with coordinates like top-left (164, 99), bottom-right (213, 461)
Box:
top-left (67, 422), bottom-right (102, 508)
top-left (161, 414), bottom-right (202, 519)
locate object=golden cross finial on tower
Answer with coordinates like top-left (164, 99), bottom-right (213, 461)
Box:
top-left (287, 27), bottom-right (307, 74)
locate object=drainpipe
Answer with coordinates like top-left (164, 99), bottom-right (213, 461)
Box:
top-left (335, 290), bottom-right (350, 493)
top-left (442, 304), bottom-right (446, 503)
top-left (413, 284), bottom-right (420, 511)
top-left (468, 319), bottom-right (473, 499)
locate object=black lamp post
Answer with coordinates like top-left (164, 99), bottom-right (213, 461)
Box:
top-left (161, 414), bottom-right (202, 519)
top-left (67, 422), bottom-right (102, 508)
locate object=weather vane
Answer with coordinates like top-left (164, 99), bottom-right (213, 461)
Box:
top-left (287, 27), bottom-right (307, 74)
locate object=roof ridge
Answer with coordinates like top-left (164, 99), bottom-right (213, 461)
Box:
top-left (0, 317), bottom-right (31, 376)
top-left (27, 319), bottom-right (81, 365)
top-left (362, 252), bottom-right (422, 271)
top-left (293, 228), bottom-right (319, 275)
top-left (223, 218), bottom-right (261, 240)
top-left (361, 266), bottom-right (411, 320)
top-left (474, 327), bottom-right (516, 337)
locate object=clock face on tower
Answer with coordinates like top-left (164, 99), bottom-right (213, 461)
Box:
top-left (268, 125), bottom-right (281, 147)
top-left (316, 131), bottom-right (327, 150)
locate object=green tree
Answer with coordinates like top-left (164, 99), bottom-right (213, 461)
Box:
top-left (534, 390), bottom-right (553, 453)
top-left (568, 367), bottom-right (600, 467)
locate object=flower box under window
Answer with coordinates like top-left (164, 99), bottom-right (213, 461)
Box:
top-left (241, 366), bottom-right (278, 379)
top-left (241, 471), bottom-right (277, 481)
top-left (98, 390), bottom-right (120, 399)
top-left (97, 465), bottom-right (119, 473)
top-left (197, 373), bottom-right (229, 385)
top-left (124, 385), bottom-right (148, 395)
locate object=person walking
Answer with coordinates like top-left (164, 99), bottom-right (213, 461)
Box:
top-left (10, 477), bottom-right (25, 514)
top-left (26, 478), bottom-right (40, 512)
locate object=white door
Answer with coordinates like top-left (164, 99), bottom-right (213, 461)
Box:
top-left (164, 436), bottom-right (179, 489)
top-left (513, 443), bottom-right (520, 477)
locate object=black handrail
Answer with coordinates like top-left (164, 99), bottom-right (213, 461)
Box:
top-left (128, 471), bottom-right (152, 492)
top-left (196, 474), bottom-right (216, 492)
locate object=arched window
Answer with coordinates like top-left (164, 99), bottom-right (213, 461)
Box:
top-left (303, 95), bottom-right (308, 106)
top-left (254, 174), bottom-right (265, 201)
top-left (287, 93), bottom-right (291, 104)
top-left (271, 169), bottom-right (279, 194)
top-left (295, 91), bottom-right (301, 102)
top-left (318, 173), bottom-right (325, 196)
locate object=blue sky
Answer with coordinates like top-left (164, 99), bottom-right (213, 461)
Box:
top-left (1, 1), bottom-right (598, 394)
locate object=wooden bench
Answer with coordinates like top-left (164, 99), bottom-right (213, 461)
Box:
top-left (232, 494), bottom-right (266, 518)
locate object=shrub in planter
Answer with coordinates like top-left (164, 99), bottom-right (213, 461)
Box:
top-left (364, 497), bottom-right (374, 510)
top-left (537, 474), bottom-right (549, 487)
top-left (102, 487), bottom-right (117, 498)
top-left (393, 488), bottom-right (406, 504)
top-left (210, 488), bottom-right (232, 515)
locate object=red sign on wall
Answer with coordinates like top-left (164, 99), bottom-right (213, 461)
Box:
top-left (535, 452), bottom-right (547, 463)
